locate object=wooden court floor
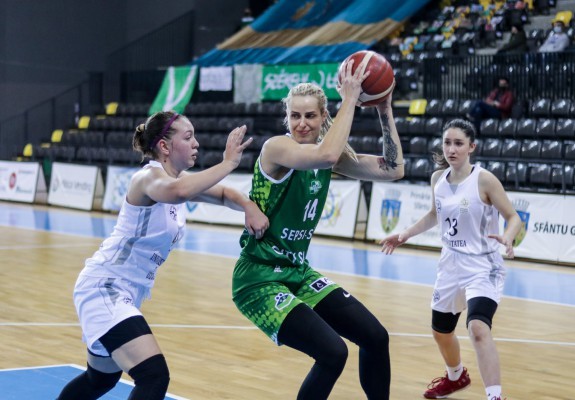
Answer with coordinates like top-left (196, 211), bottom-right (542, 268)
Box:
top-left (0, 206), bottom-right (574, 399)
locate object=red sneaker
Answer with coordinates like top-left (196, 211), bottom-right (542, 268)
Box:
top-left (423, 367), bottom-right (471, 399)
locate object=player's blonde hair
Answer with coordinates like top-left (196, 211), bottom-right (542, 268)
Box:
top-left (282, 83), bottom-right (358, 162)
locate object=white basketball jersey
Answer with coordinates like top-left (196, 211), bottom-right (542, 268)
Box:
top-left (81, 160), bottom-right (186, 288)
top-left (434, 165), bottom-right (500, 255)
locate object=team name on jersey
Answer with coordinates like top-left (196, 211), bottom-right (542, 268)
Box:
top-left (448, 240), bottom-right (467, 248)
top-left (271, 245), bottom-right (306, 265)
top-left (280, 228), bottom-right (314, 241)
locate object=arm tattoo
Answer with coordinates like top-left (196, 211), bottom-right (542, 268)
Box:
top-left (378, 112), bottom-right (398, 170)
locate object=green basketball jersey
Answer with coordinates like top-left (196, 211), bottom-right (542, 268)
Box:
top-left (239, 157), bottom-right (332, 267)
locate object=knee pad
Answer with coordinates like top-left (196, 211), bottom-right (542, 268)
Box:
top-left (128, 354), bottom-right (170, 392)
top-left (431, 310), bottom-right (461, 334)
top-left (466, 297), bottom-right (498, 329)
top-left (86, 364), bottom-right (122, 391)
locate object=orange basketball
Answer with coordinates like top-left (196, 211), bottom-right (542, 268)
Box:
top-left (337, 50), bottom-right (395, 107)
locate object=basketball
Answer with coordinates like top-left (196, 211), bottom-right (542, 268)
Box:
top-left (337, 50), bottom-right (395, 107)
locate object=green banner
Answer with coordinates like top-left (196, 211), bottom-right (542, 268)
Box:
top-left (261, 63), bottom-right (341, 101)
top-left (148, 66), bottom-right (198, 115)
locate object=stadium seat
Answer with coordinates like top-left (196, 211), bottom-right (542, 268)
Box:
top-left (505, 161), bottom-right (528, 188)
top-left (427, 137), bottom-right (442, 154)
top-left (498, 118), bottom-right (518, 138)
top-left (360, 136), bottom-right (379, 154)
top-left (540, 140), bottom-right (562, 160)
top-left (486, 161), bottom-right (506, 181)
top-left (564, 141), bottom-right (575, 160)
top-left (409, 137), bottom-right (428, 155)
top-left (482, 138), bottom-right (503, 157)
top-left (425, 99), bottom-right (442, 117)
top-left (536, 119), bottom-right (556, 138)
top-left (520, 139), bottom-right (542, 159)
top-left (410, 158), bottom-right (432, 179)
top-left (502, 139), bottom-right (521, 158)
top-left (394, 117), bottom-right (409, 136)
top-left (555, 119), bottom-right (575, 139)
top-left (440, 99), bottom-right (459, 117)
top-left (424, 117), bottom-right (443, 136)
top-left (529, 164), bottom-right (552, 186)
top-left (551, 99), bottom-right (572, 118)
top-left (530, 98), bottom-right (552, 118)
top-left (458, 99), bottom-right (476, 116)
top-left (408, 99), bottom-right (427, 115)
top-left (516, 118), bottom-right (537, 138)
top-left (479, 119), bottom-right (499, 137)
top-left (407, 117), bottom-right (425, 136)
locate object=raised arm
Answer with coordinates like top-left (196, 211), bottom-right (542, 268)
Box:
top-left (380, 170), bottom-right (442, 254)
top-left (129, 126), bottom-right (252, 205)
top-left (333, 91), bottom-right (404, 181)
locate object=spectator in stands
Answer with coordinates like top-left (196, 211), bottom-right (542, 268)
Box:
top-left (232, 60), bottom-right (404, 399)
top-left (380, 119), bottom-right (521, 400)
top-left (497, 23), bottom-right (528, 54)
top-left (466, 77), bottom-right (514, 133)
top-left (57, 111), bottom-right (269, 400)
top-left (538, 20), bottom-right (570, 52)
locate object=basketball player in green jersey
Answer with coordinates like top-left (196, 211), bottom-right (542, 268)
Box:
top-left (233, 59), bottom-right (404, 399)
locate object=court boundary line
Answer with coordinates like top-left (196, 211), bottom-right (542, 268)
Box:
top-left (0, 322), bottom-right (573, 347)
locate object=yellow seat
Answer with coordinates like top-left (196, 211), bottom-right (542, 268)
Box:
top-left (409, 99), bottom-right (428, 115)
top-left (23, 143), bottom-right (33, 157)
top-left (553, 11), bottom-right (572, 26)
top-left (51, 129), bottom-right (63, 143)
top-left (106, 102), bottom-right (119, 115)
top-left (78, 116), bottom-right (90, 129)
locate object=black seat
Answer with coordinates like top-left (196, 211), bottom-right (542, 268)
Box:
top-left (516, 118), bottom-right (537, 138)
top-left (440, 99), bottom-right (459, 117)
top-left (486, 161), bottom-right (506, 181)
top-left (551, 99), bottom-right (572, 118)
top-left (530, 98), bottom-right (552, 118)
top-left (479, 118), bottom-right (499, 137)
top-left (536, 119), bottom-right (556, 138)
top-left (498, 119), bottom-right (518, 138)
top-left (505, 161), bottom-right (528, 188)
top-left (409, 137), bottom-right (428, 155)
top-left (360, 136), bottom-right (379, 154)
top-left (555, 119), bottom-right (575, 139)
top-left (502, 139), bottom-right (521, 158)
top-left (529, 164), bottom-right (552, 186)
top-left (540, 140), bottom-right (562, 160)
top-left (520, 140), bottom-right (542, 159)
top-left (424, 117), bottom-right (443, 136)
top-left (425, 99), bottom-right (443, 117)
top-left (482, 138), bottom-right (503, 157)
top-left (564, 141), bottom-right (575, 160)
top-left (409, 158), bottom-right (432, 180)
top-left (394, 117), bottom-right (408, 136)
top-left (407, 117), bottom-right (425, 136)
top-left (458, 99), bottom-right (476, 116)
top-left (427, 137), bottom-right (442, 154)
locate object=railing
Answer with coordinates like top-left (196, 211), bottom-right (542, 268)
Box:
top-left (423, 51), bottom-right (575, 100)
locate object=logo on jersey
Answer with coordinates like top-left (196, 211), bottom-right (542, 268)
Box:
top-left (309, 180), bottom-right (322, 195)
top-left (508, 199), bottom-right (530, 247)
top-left (432, 290), bottom-right (440, 303)
top-left (274, 292), bottom-right (295, 310)
top-left (274, 266), bottom-right (283, 273)
top-left (380, 189), bottom-right (401, 233)
top-left (186, 201), bottom-right (198, 213)
top-left (435, 199), bottom-right (442, 214)
top-left (459, 198), bottom-right (470, 214)
top-left (309, 277), bottom-right (334, 292)
top-left (169, 205), bottom-right (178, 220)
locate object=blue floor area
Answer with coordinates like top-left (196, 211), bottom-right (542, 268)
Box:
top-left (1, 203), bottom-right (575, 306)
top-left (0, 365), bottom-right (183, 400)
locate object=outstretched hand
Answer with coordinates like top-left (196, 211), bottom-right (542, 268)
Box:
top-left (337, 57), bottom-right (370, 103)
top-left (380, 232), bottom-right (408, 255)
top-left (488, 234), bottom-right (514, 258)
top-left (223, 125), bottom-right (252, 168)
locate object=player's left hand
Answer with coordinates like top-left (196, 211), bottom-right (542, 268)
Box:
top-left (488, 234), bottom-right (514, 258)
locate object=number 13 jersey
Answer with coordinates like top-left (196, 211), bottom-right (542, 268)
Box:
top-left (434, 165), bottom-right (500, 255)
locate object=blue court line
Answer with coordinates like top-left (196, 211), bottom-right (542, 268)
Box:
top-left (0, 365), bottom-right (185, 400)
top-left (1, 203), bottom-right (574, 307)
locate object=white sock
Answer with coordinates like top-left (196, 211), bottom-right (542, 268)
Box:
top-left (486, 385), bottom-right (502, 399)
top-left (446, 362), bottom-right (463, 381)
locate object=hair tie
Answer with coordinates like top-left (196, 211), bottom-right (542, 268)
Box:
top-left (149, 113), bottom-right (179, 150)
